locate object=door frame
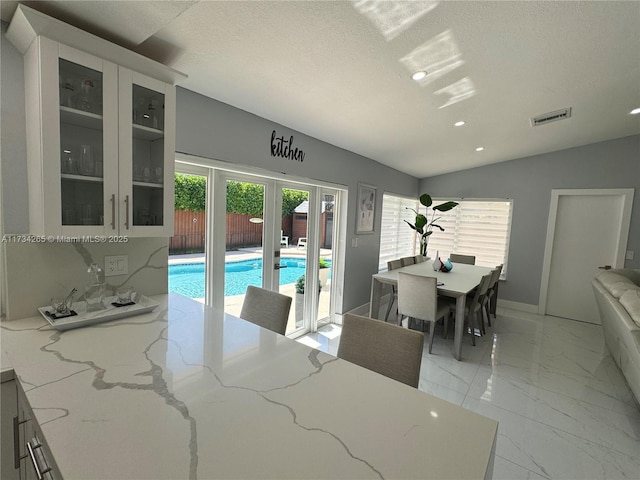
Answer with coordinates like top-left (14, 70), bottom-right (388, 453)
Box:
top-left (538, 188), bottom-right (634, 315)
top-left (175, 153), bottom-right (346, 335)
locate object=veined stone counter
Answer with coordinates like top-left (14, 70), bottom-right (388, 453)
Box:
top-left (1, 293), bottom-right (498, 479)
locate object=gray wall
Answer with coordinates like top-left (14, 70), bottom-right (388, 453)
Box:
top-left (0, 22), bottom-right (419, 318)
top-left (420, 135), bottom-right (640, 306)
top-left (175, 87), bottom-right (419, 312)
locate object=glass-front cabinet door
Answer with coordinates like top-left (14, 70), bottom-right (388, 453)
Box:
top-left (119, 69), bottom-right (175, 236)
top-left (50, 43), bottom-right (118, 236)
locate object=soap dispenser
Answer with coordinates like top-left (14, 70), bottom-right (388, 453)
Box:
top-left (85, 263), bottom-right (106, 311)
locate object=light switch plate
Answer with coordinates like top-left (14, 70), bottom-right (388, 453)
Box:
top-left (105, 255), bottom-right (128, 276)
top-left (626, 250), bottom-right (634, 260)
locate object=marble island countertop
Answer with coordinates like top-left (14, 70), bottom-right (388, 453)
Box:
top-left (1, 293), bottom-right (498, 479)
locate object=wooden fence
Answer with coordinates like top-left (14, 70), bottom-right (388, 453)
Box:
top-left (169, 211), bottom-right (294, 253)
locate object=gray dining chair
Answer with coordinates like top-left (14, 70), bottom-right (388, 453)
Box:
top-left (397, 272), bottom-right (454, 354)
top-left (400, 256), bottom-right (416, 267)
top-left (384, 259), bottom-right (403, 322)
top-left (449, 253), bottom-right (476, 265)
top-left (240, 285), bottom-right (292, 335)
top-left (485, 264), bottom-right (503, 322)
top-left (337, 313), bottom-right (424, 388)
top-left (447, 273), bottom-right (492, 345)
top-left (413, 254), bottom-right (426, 263)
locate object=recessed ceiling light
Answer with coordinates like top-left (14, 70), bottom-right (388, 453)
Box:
top-left (412, 70), bottom-right (427, 81)
top-left (630, 107), bottom-right (640, 115)
top-left (475, 147), bottom-right (484, 152)
top-left (454, 121), bottom-right (466, 127)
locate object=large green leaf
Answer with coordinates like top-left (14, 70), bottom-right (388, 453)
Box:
top-left (433, 201), bottom-right (459, 212)
top-left (419, 194), bottom-right (433, 207)
top-left (414, 214), bottom-right (428, 230)
top-left (404, 220), bottom-right (417, 232)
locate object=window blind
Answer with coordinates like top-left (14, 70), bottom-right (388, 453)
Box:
top-left (425, 199), bottom-right (513, 278)
top-left (378, 193), bottom-right (418, 271)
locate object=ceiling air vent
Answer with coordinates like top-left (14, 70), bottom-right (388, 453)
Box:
top-left (530, 107), bottom-right (572, 127)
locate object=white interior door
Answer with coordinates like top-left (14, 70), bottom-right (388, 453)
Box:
top-left (540, 189), bottom-right (634, 324)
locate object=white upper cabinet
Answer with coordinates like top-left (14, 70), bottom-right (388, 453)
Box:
top-left (6, 5), bottom-right (186, 237)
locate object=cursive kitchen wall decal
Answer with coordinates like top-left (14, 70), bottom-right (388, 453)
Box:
top-left (270, 130), bottom-right (306, 162)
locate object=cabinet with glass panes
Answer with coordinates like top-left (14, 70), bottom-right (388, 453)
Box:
top-left (6, 5), bottom-right (184, 237)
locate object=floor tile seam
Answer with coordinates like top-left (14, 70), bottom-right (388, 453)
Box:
top-left (477, 398), bottom-right (640, 458)
top-left (471, 363), bottom-right (640, 416)
top-left (493, 453), bottom-right (551, 480)
top-left (460, 356), bottom-right (485, 404)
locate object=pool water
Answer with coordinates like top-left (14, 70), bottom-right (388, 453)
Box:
top-left (169, 258), bottom-right (331, 298)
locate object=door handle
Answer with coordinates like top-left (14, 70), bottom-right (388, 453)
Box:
top-left (274, 264), bottom-right (287, 270)
top-left (598, 265), bottom-right (612, 270)
top-left (124, 195), bottom-right (130, 230)
top-left (110, 193), bottom-right (116, 229)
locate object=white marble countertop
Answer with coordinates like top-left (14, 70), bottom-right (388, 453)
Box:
top-left (1, 293), bottom-right (498, 479)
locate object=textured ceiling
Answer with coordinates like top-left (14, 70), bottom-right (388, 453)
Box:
top-left (3, 1), bottom-right (639, 178)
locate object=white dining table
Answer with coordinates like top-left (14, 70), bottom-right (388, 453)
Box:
top-left (369, 261), bottom-right (494, 360)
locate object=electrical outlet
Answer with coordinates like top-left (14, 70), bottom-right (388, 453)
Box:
top-left (104, 255), bottom-right (128, 276)
top-left (626, 250), bottom-right (634, 260)
top-left (352, 237), bottom-right (358, 248)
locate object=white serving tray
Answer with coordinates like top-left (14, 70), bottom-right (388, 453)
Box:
top-left (38, 293), bottom-right (159, 331)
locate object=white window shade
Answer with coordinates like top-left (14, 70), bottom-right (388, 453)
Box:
top-left (378, 193), bottom-right (418, 271)
top-left (425, 199), bottom-right (512, 278)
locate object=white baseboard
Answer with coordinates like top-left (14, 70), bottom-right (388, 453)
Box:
top-left (497, 299), bottom-right (539, 314)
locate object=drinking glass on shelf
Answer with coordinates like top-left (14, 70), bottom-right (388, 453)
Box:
top-left (155, 167), bottom-right (163, 183)
top-left (133, 96), bottom-right (147, 126)
top-left (148, 99), bottom-right (160, 129)
top-left (78, 78), bottom-right (97, 113)
top-left (59, 75), bottom-right (76, 108)
top-left (80, 145), bottom-right (94, 176)
top-left (82, 204), bottom-right (94, 225)
top-left (61, 145), bottom-right (78, 174)
top-left (133, 162), bottom-right (143, 181)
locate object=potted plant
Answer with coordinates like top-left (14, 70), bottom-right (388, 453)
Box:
top-left (295, 274), bottom-right (322, 326)
top-left (405, 194), bottom-right (458, 256)
top-left (318, 257), bottom-right (330, 287)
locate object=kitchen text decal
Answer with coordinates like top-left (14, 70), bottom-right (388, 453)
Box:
top-left (270, 130), bottom-right (305, 162)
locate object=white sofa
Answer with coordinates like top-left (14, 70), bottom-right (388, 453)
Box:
top-left (592, 268), bottom-right (640, 406)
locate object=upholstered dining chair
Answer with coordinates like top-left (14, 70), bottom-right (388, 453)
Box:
top-left (400, 256), bottom-right (416, 267)
top-left (413, 255), bottom-right (426, 263)
top-left (397, 272), bottom-right (454, 354)
top-left (449, 253), bottom-right (476, 265)
top-left (337, 313), bottom-right (424, 388)
top-left (384, 259), bottom-right (403, 322)
top-left (240, 285), bottom-right (292, 335)
top-left (485, 264), bottom-right (503, 321)
top-left (447, 273), bottom-right (492, 345)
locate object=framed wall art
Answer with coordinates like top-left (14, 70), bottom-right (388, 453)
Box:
top-left (355, 183), bottom-right (376, 234)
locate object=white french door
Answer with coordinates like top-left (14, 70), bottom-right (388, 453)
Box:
top-left (203, 169), bottom-right (337, 336)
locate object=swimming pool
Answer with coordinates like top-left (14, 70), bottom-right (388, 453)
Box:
top-left (169, 257), bottom-right (331, 298)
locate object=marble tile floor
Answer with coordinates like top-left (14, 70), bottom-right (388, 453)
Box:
top-left (297, 308), bottom-right (640, 479)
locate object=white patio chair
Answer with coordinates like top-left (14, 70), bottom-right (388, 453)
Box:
top-left (297, 237), bottom-right (307, 249)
